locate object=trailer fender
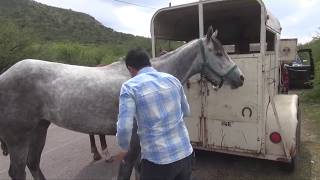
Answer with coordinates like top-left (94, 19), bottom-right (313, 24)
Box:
top-left (265, 94), bottom-right (299, 160)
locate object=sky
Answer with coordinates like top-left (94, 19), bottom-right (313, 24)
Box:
top-left (33, 0), bottom-right (319, 44)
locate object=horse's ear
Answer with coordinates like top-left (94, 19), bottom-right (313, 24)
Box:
top-left (206, 26), bottom-right (214, 41)
top-left (206, 26), bottom-right (218, 41)
top-left (212, 29), bottom-right (218, 39)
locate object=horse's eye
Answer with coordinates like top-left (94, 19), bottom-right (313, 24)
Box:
top-left (216, 52), bottom-right (223, 57)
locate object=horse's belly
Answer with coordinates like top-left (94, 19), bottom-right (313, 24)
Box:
top-left (45, 109), bottom-right (118, 135)
top-left (42, 91), bottom-right (120, 135)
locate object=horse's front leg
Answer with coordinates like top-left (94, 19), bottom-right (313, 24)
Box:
top-left (89, 134), bottom-right (102, 161)
top-left (117, 119), bottom-right (141, 180)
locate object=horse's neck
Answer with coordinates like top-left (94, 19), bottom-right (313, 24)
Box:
top-left (152, 40), bottom-right (200, 83)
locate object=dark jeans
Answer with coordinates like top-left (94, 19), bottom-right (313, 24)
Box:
top-left (140, 153), bottom-right (193, 180)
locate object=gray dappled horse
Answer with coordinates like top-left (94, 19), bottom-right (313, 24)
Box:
top-left (0, 27), bottom-right (244, 180)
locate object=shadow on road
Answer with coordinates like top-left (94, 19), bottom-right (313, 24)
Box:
top-left (73, 160), bottom-right (121, 180)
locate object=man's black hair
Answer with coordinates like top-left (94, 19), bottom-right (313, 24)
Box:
top-left (125, 48), bottom-right (151, 70)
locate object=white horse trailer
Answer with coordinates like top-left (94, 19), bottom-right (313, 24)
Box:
top-left (151, 0), bottom-right (300, 169)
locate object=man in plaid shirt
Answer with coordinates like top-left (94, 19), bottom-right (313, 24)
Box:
top-left (116, 48), bottom-right (193, 180)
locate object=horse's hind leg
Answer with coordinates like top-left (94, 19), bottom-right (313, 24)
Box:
top-left (7, 134), bottom-right (30, 180)
top-left (99, 135), bottom-right (107, 150)
top-left (99, 135), bottom-right (113, 162)
top-left (0, 138), bottom-right (8, 156)
top-left (90, 134), bottom-right (102, 161)
top-left (27, 120), bottom-right (50, 180)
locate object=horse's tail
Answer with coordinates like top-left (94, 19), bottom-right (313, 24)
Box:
top-left (0, 138), bottom-right (8, 156)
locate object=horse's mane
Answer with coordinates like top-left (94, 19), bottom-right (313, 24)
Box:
top-left (99, 38), bottom-right (199, 67)
top-left (153, 39), bottom-right (198, 62)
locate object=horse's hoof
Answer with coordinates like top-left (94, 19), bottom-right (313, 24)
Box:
top-left (93, 153), bottom-right (102, 161)
top-left (105, 156), bottom-right (114, 163)
top-left (102, 149), bottom-right (113, 162)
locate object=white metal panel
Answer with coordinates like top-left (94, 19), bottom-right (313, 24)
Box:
top-left (151, 20), bottom-right (156, 58)
top-left (274, 34), bottom-right (281, 92)
top-left (207, 55), bottom-right (260, 121)
top-left (206, 121), bottom-right (260, 152)
top-left (266, 10), bottom-right (282, 34)
top-left (198, 2), bottom-right (204, 38)
top-left (265, 53), bottom-right (277, 97)
top-left (184, 75), bottom-right (202, 143)
top-left (205, 55), bottom-right (262, 152)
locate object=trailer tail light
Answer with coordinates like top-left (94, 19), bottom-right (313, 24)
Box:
top-left (270, 132), bottom-right (282, 144)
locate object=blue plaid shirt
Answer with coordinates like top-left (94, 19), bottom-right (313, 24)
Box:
top-left (116, 67), bottom-right (193, 164)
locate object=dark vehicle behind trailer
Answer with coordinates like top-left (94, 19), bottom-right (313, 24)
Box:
top-left (286, 48), bottom-right (315, 89)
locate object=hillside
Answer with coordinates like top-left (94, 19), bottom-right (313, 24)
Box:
top-left (0, 0), bottom-right (152, 72)
top-left (0, 0), bottom-right (149, 44)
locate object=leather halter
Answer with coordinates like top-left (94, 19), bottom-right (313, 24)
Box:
top-left (199, 40), bottom-right (237, 88)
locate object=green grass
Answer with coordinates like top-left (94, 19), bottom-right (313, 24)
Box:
top-left (301, 101), bottom-right (320, 137)
top-left (35, 42), bottom-right (120, 66)
top-left (299, 35), bottom-right (320, 103)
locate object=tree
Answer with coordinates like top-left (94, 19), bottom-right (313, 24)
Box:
top-left (0, 19), bottom-right (34, 73)
top-left (312, 27), bottom-right (320, 41)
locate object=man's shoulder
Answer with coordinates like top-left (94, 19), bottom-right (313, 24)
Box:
top-left (160, 72), bottom-right (182, 86)
top-left (155, 71), bottom-right (177, 80)
top-left (122, 72), bottom-right (153, 88)
top-left (123, 71), bottom-right (182, 88)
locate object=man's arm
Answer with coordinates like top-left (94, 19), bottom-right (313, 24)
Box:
top-left (116, 84), bottom-right (136, 151)
top-left (180, 85), bottom-right (190, 117)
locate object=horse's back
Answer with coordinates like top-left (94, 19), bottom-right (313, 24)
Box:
top-left (1, 59), bottom-right (128, 85)
top-left (0, 59), bottom-right (128, 134)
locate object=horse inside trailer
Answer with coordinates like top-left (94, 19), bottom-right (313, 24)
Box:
top-left (151, 0), bottom-right (300, 170)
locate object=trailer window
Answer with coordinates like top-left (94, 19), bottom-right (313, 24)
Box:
top-left (203, 0), bottom-right (261, 55)
top-left (152, 5), bottom-right (199, 41)
top-left (266, 30), bottom-right (275, 51)
top-left (155, 39), bottom-right (185, 57)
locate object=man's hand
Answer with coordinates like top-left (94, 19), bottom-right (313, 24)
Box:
top-left (112, 151), bottom-right (128, 162)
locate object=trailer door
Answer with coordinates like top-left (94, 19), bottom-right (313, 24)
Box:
top-left (204, 56), bottom-right (262, 153)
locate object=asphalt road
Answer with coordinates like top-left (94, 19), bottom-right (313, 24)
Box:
top-left (0, 125), bottom-right (125, 180)
top-left (0, 118), bottom-right (316, 180)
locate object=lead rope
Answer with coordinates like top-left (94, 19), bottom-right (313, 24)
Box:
top-left (199, 41), bottom-right (211, 146)
top-left (200, 67), bottom-right (209, 146)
